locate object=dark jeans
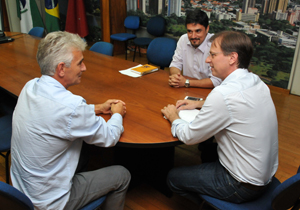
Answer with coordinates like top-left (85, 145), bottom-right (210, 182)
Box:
top-left (167, 160), bottom-right (266, 205)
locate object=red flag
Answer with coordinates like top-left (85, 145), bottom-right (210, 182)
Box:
top-left (65, 0), bottom-right (88, 37)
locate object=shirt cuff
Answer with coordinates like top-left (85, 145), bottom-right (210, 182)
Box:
top-left (169, 62), bottom-right (182, 71)
top-left (171, 118), bottom-right (187, 137)
top-left (111, 113), bottom-right (123, 122)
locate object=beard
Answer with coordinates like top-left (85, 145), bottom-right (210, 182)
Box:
top-left (190, 38), bottom-right (201, 48)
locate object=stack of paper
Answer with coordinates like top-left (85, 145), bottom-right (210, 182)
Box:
top-left (178, 109), bottom-right (200, 123)
top-left (119, 64), bottom-right (158, 78)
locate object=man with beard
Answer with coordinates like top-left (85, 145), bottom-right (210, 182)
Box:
top-left (169, 9), bottom-right (221, 88)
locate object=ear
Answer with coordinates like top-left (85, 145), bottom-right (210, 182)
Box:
top-left (56, 62), bottom-right (65, 78)
top-left (229, 52), bottom-right (238, 66)
top-left (206, 25), bottom-right (210, 33)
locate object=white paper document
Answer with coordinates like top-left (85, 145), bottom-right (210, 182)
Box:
top-left (119, 64), bottom-right (142, 78)
top-left (178, 109), bottom-right (200, 123)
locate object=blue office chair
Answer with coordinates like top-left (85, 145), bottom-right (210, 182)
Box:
top-left (146, 37), bottom-right (177, 70)
top-left (0, 114), bottom-right (12, 184)
top-left (0, 181), bottom-right (34, 210)
top-left (271, 166), bottom-right (300, 210)
top-left (28, 27), bottom-right (45, 38)
top-left (89, 41), bottom-right (114, 56)
top-left (199, 166), bottom-right (300, 210)
top-left (0, 180), bottom-right (107, 210)
top-left (132, 16), bottom-right (166, 62)
top-left (110, 16), bottom-right (140, 60)
top-left (79, 195), bottom-right (107, 210)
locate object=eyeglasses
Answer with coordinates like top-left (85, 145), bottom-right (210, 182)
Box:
top-left (208, 52), bottom-right (223, 58)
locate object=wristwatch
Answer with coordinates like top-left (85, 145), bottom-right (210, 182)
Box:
top-left (185, 79), bottom-right (190, 88)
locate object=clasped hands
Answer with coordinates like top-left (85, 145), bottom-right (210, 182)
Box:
top-left (169, 73), bottom-right (186, 88)
top-left (95, 99), bottom-right (126, 117)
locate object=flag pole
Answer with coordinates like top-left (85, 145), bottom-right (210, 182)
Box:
top-left (38, 0), bottom-right (47, 34)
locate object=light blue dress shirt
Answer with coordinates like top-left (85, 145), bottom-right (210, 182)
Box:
top-left (172, 69), bottom-right (278, 186)
top-left (11, 75), bottom-right (124, 210)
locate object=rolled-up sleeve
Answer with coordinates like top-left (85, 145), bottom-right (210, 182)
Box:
top-left (169, 36), bottom-right (184, 70)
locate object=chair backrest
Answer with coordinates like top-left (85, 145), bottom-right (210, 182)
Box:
top-left (272, 166), bottom-right (300, 210)
top-left (0, 181), bottom-right (34, 210)
top-left (147, 37), bottom-right (177, 69)
top-left (89, 41), bottom-right (114, 56)
top-left (147, 16), bottom-right (166, 37)
top-left (124, 16), bottom-right (140, 30)
top-left (28, 27), bottom-right (45, 38)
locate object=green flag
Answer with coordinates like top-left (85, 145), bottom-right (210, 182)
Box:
top-left (16, 0), bottom-right (44, 33)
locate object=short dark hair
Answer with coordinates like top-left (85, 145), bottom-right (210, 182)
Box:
top-left (210, 31), bottom-right (253, 69)
top-left (185, 9), bottom-right (209, 29)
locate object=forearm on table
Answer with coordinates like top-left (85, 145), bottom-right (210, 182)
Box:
top-left (189, 78), bottom-right (214, 88)
top-left (168, 113), bottom-right (180, 124)
top-left (94, 104), bottom-right (102, 115)
top-left (169, 67), bottom-right (181, 75)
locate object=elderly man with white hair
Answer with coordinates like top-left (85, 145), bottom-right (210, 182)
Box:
top-left (11, 31), bottom-right (130, 210)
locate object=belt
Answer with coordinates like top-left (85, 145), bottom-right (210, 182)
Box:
top-left (225, 168), bottom-right (270, 191)
top-left (240, 182), bottom-right (268, 191)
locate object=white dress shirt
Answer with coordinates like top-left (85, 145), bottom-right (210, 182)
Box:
top-left (11, 75), bottom-right (124, 210)
top-left (171, 69), bottom-right (278, 185)
top-left (169, 33), bottom-right (222, 87)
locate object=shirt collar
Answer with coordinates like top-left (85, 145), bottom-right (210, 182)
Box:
top-left (186, 33), bottom-right (210, 53)
top-left (39, 75), bottom-right (66, 90)
top-left (222, 68), bottom-right (249, 84)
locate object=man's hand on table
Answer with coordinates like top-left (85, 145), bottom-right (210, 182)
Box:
top-left (169, 73), bottom-right (186, 88)
top-left (161, 104), bottom-right (180, 123)
top-left (95, 99), bottom-right (126, 117)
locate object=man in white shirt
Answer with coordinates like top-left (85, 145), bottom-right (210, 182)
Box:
top-left (11, 31), bottom-right (131, 210)
top-left (169, 9), bottom-right (221, 88)
top-left (162, 31), bottom-right (278, 204)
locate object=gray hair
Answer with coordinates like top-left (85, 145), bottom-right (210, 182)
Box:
top-left (36, 31), bottom-right (87, 76)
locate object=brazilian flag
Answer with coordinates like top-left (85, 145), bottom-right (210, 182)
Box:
top-left (45, 0), bottom-right (60, 32)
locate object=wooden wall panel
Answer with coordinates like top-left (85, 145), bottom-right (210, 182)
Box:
top-left (2, 0), bottom-right (10, 31)
top-left (109, 0), bottom-right (127, 55)
top-left (101, 0), bottom-right (110, 42)
top-left (109, 0), bottom-right (126, 35)
top-left (101, 0), bottom-right (127, 55)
